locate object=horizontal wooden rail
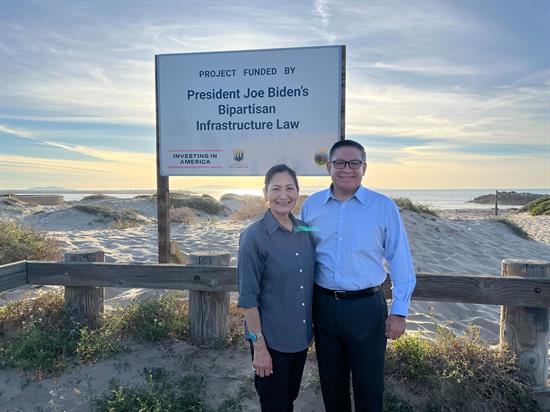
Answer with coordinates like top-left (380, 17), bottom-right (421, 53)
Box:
top-left (26, 261), bottom-right (237, 292)
top-left (9, 261), bottom-right (547, 308)
top-left (383, 272), bottom-right (550, 308)
top-left (0, 261), bottom-right (27, 292)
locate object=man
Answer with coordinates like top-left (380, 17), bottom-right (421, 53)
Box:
top-left (300, 139), bottom-right (416, 412)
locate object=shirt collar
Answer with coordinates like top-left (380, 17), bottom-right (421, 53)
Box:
top-left (325, 184), bottom-right (367, 205)
top-left (263, 209), bottom-right (297, 235)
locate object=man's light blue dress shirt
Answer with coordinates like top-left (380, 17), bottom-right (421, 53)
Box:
top-left (300, 186), bottom-right (416, 316)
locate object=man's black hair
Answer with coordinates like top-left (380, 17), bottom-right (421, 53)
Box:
top-left (329, 139), bottom-right (367, 162)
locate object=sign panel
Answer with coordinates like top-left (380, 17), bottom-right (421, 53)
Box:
top-left (156, 45), bottom-right (343, 176)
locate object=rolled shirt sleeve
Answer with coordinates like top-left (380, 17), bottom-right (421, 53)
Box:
top-left (237, 229), bottom-right (264, 308)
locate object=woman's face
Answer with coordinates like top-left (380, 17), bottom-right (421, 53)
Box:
top-left (264, 172), bottom-right (299, 218)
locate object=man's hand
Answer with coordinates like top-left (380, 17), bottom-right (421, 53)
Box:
top-left (252, 341), bottom-right (273, 377)
top-left (385, 314), bottom-right (406, 340)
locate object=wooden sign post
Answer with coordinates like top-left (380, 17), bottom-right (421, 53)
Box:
top-left (156, 58), bottom-right (170, 263)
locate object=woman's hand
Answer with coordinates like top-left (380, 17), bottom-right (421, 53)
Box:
top-left (252, 341), bottom-right (273, 377)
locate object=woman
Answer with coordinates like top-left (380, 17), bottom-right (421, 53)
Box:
top-left (237, 164), bottom-right (315, 412)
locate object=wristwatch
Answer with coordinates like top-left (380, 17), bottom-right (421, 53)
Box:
top-left (248, 331), bottom-right (264, 343)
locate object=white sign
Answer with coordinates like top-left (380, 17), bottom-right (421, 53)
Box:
top-left (156, 45), bottom-right (343, 176)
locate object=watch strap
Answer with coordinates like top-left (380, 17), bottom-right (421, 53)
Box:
top-left (248, 331), bottom-right (263, 343)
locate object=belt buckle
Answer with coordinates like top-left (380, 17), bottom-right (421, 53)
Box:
top-left (334, 290), bottom-right (346, 300)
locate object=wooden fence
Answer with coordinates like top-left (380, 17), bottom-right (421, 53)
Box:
top-left (1, 248), bottom-right (549, 407)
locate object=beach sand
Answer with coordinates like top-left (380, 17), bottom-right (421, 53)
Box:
top-left (1, 196), bottom-right (549, 411)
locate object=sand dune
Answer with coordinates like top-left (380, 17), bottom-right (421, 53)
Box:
top-left (2, 197), bottom-right (549, 337)
top-left (1, 197), bottom-right (549, 411)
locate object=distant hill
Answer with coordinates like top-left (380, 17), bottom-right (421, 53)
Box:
top-left (469, 191), bottom-right (545, 205)
top-left (26, 186), bottom-right (71, 191)
top-left (0, 189), bottom-right (157, 195)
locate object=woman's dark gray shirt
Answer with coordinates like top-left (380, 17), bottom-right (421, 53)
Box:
top-left (237, 209), bottom-right (315, 353)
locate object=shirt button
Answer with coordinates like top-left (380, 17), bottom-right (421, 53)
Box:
top-left (295, 252), bottom-right (299, 256)
top-left (300, 285), bottom-right (304, 289)
top-left (339, 237), bottom-right (342, 241)
top-left (299, 269), bottom-right (303, 273)
top-left (302, 320), bottom-right (306, 323)
top-left (302, 302), bottom-right (305, 306)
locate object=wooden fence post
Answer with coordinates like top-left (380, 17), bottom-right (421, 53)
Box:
top-left (188, 251), bottom-right (230, 345)
top-left (500, 259), bottom-right (549, 387)
top-left (64, 249), bottom-right (105, 329)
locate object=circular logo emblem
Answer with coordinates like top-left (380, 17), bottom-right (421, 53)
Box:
top-left (233, 149), bottom-right (244, 162)
top-left (314, 150), bottom-right (328, 166)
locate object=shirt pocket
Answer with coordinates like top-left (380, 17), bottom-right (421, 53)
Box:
top-left (351, 221), bottom-right (385, 257)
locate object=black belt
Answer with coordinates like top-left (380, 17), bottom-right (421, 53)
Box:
top-left (315, 284), bottom-right (380, 300)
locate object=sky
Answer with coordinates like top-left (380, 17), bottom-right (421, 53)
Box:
top-left (1, 0), bottom-right (549, 191)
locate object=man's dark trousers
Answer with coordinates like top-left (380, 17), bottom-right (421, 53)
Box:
top-left (313, 287), bottom-right (388, 412)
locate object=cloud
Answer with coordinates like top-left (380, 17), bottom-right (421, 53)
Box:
top-left (0, 1), bottom-right (547, 189)
top-left (314, 0), bottom-right (330, 27)
top-left (1, 153), bottom-right (157, 189)
top-left (361, 59), bottom-right (479, 77)
top-left (345, 73), bottom-right (549, 146)
top-left (0, 123), bottom-right (155, 163)
top-left (0, 124), bottom-right (34, 138)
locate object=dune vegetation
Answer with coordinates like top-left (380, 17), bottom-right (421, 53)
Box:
top-left (393, 197), bottom-right (438, 216)
top-left (0, 291), bottom-right (187, 377)
top-left (73, 205), bottom-right (148, 228)
top-left (0, 221), bottom-right (60, 265)
top-left (493, 218), bottom-right (532, 240)
top-left (521, 197), bottom-right (550, 216)
top-left (0, 291), bottom-right (540, 411)
top-left (170, 193), bottom-right (227, 215)
top-left (81, 194), bottom-right (115, 201)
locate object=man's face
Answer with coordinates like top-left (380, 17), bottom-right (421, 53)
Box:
top-left (327, 146), bottom-right (366, 195)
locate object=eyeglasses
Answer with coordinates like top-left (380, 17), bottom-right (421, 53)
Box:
top-left (331, 160), bottom-right (364, 169)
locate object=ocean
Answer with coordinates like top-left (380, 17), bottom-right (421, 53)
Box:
top-left (5, 188), bottom-right (549, 210)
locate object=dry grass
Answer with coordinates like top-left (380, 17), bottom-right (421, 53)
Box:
top-left (0, 292), bottom-right (189, 375)
top-left (227, 303), bottom-right (246, 348)
top-left (81, 194), bottom-right (113, 201)
top-left (2, 196), bottom-right (27, 206)
top-left (170, 207), bottom-right (196, 224)
top-left (293, 195), bottom-right (308, 215)
top-left (492, 218), bottom-right (531, 240)
top-left (230, 194), bottom-right (309, 221)
top-left (0, 221), bottom-right (60, 265)
top-left (230, 197), bottom-right (267, 221)
top-left (73, 205), bottom-right (148, 228)
top-left (170, 194), bottom-right (226, 215)
top-left (0, 290), bottom-right (64, 339)
top-left (393, 197), bottom-right (438, 216)
top-left (385, 327), bottom-right (538, 411)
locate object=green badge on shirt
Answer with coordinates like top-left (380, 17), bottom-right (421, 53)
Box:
top-left (296, 225), bottom-right (317, 232)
